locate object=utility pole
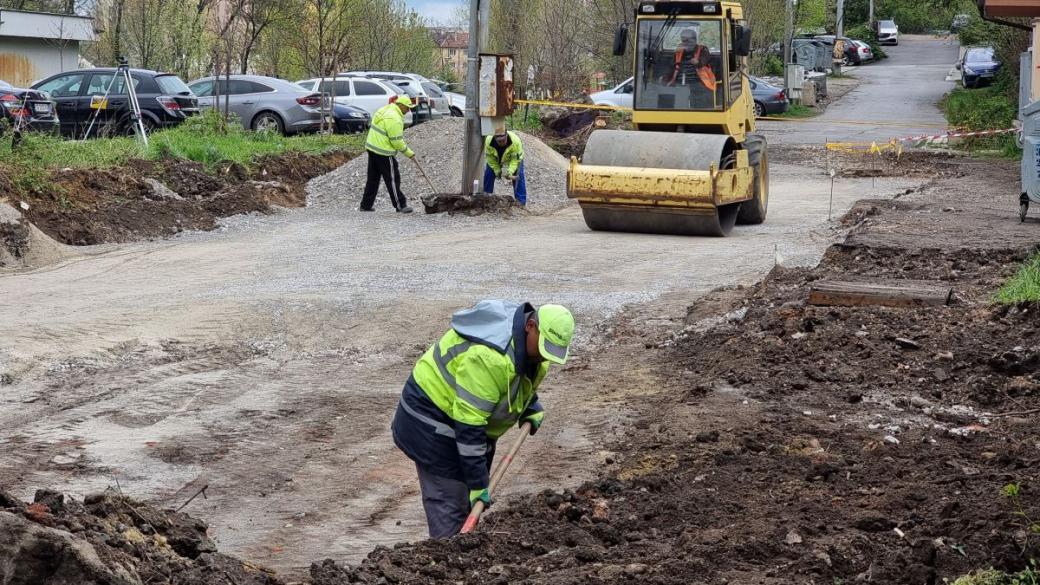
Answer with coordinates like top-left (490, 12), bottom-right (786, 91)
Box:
top-left (461, 0), bottom-right (489, 196)
top-left (835, 0), bottom-right (845, 75)
top-left (868, 0), bottom-right (874, 28)
top-left (783, 0), bottom-right (794, 94)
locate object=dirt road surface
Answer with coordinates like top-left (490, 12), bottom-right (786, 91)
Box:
top-left (0, 38), bottom-right (958, 577)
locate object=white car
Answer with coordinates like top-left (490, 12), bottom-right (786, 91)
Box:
top-left (295, 76), bottom-right (415, 125)
top-left (589, 77), bottom-right (633, 109)
top-left (877, 20), bottom-right (898, 45)
top-left (342, 71), bottom-right (447, 120)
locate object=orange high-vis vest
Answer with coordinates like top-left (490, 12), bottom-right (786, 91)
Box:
top-left (674, 45), bottom-right (717, 91)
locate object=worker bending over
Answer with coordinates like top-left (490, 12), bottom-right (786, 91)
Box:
top-left (392, 300), bottom-right (575, 537)
top-left (360, 95), bottom-right (416, 214)
top-left (483, 131), bottom-right (527, 206)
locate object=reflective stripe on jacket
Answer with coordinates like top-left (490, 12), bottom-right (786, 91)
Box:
top-left (366, 103), bottom-right (414, 158)
top-left (484, 131), bottom-right (524, 175)
top-left (391, 300), bottom-right (546, 490)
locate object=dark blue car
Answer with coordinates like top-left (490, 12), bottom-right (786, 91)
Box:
top-left (960, 46), bottom-right (1001, 89)
top-left (333, 103), bottom-right (369, 134)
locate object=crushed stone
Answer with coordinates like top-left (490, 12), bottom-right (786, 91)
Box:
top-left (307, 118), bottom-right (573, 214)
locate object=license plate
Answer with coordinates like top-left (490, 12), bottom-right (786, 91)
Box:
top-left (33, 102), bottom-right (51, 114)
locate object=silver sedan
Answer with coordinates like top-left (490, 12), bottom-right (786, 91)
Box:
top-left (186, 74), bottom-right (328, 135)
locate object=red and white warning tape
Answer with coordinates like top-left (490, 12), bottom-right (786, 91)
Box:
top-left (898, 127), bottom-right (1016, 143)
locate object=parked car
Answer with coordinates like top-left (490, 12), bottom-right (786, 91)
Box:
top-left (333, 103), bottom-right (369, 134)
top-left (952, 13), bottom-right (971, 31)
top-left (188, 75), bottom-right (326, 135)
top-left (814, 35), bottom-right (857, 66)
top-left (429, 79), bottom-right (466, 116)
top-left (32, 68), bottom-right (198, 138)
top-left (849, 40), bottom-right (874, 65)
top-left (877, 20), bottom-right (899, 45)
top-left (748, 76), bottom-right (789, 117)
top-left (959, 46), bottom-right (1002, 88)
top-left (297, 76), bottom-right (421, 127)
top-left (342, 71), bottom-right (446, 120)
top-left (589, 77), bottom-right (634, 109)
top-left (0, 79), bottom-right (59, 134)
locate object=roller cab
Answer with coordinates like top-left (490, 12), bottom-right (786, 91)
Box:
top-left (567, 0), bottom-right (769, 236)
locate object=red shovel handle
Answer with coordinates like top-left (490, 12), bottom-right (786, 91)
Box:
top-left (459, 422), bottom-right (532, 534)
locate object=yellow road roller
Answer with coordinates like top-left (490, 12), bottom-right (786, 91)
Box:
top-left (567, 0), bottom-right (768, 236)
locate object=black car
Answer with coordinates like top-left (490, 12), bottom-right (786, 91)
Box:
top-left (0, 80), bottom-right (59, 134)
top-left (333, 103), bottom-right (369, 134)
top-left (32, 68), bottom-right (199, 138)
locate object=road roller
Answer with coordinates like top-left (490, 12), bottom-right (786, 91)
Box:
top-left (567, 0), bottom-right (768, 236)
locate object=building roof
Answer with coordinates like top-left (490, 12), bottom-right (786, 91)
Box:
top-left (429, 28), bottom-right (469, 50)
top-left (0, 8), bottom-right (96, 42)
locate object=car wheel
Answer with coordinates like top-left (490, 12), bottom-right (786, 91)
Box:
top-left (122, 116), bottom-right (155, 137)
top-left (450, 106), bottom-right (463, 117)
top-left (252, 111), bottom-right (285, 135)
top-left (753, 101), bottom-right (765, 118)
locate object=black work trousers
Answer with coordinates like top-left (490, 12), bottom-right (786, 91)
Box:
top-left (360, 151), bottom-right (408, 211)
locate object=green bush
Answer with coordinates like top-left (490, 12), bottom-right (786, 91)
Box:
top-left (763, 54), bottom-right (785, 76)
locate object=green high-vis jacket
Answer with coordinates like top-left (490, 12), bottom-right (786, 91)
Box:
top-left (484, 131), bottom-right (524, 176)
top-left (366, 103), bottom-right (414, 158)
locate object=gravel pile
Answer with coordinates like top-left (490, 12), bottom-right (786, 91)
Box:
top-left (307, 118), bottom-right (573, 213)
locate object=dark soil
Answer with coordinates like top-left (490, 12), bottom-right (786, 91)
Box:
top-left (308, 155), bottom-right (1040, 585)
top-left (1, 151), bottom-right (356, 246)
top-left (0, 489), bottom-right (284, 585)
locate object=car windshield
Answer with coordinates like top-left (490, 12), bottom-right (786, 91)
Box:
top-left (636, 18), bottom-right (724, 111)
top-left (156, 75), bottom-right (192, 95)
top-left (879, 20), bottom-right (895, 28)
top-left (966, 47), bottom-right (995, 63)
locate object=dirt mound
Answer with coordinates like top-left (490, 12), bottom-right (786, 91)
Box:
top-left (1, 151), bottom-right (355, 246)
top-left (0, 489), bottom-right (283, 585)
top-left (0, 202), bottom-right (78, 270)
top-left (307, 118), bottom-right (573, 213)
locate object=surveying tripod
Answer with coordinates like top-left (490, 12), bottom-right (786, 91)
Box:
top-left (82, 57), bottom-right (149, 145)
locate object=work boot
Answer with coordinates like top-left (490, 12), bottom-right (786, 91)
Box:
top-left (397, 206), bottom-right (414, 214)
top-left (359, 207), bottom-right (375, 212)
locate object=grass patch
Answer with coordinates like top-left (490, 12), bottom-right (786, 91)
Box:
top-left (995, 254), bottom-right (1040, 304)
top-left (0, 109), bottom-right (364, 177)
top-left (506, 106), bottom-right (545, 132)
top-left (777, 103), bottom-right (817, 119)
top-left (940, 82), bottom-right (1020, 156)
top-left (951, 561), bottom-right (1039, 585)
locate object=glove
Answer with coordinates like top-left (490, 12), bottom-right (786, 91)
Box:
top-left (469, 488), bottom-right (491, 509)
top-left (520, 411), bottom-right (544, 435)
top-left (503, 173), bottom-right (514, 182)
top-left (404, 149), bottom-right (415, 159)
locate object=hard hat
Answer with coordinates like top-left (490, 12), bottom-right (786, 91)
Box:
top-left (536, 304), bottom-right (575, 365)
top-left (396, 95), bottom-right (415, 109)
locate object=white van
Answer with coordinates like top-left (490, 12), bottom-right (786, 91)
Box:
top-left (295, 76), bottom-right (415, 125)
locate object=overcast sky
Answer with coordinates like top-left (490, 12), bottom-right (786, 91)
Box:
top-left (404, 0), bottom-right (466, 26)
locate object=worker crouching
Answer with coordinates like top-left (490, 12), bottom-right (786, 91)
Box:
top-left (391, 300), bottom-right (575, 537)
top-left (483, 131), bottom-right (527, 206)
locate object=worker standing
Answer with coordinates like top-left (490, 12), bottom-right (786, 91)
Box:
top-left (483, 131), bottom-right (527, 206)
top-left (391, 300), bottom-right (575, 538)
top-left (360, 95), bottom-right (416, 214)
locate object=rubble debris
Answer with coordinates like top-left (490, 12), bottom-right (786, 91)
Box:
top-left (0, 490), bottom-right (283, 585)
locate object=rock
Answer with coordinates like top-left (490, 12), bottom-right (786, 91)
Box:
top-left (487, 564), bottom-right (508, 575)
top-left (883, 435), bottom-right (901, 445)
top-left (932, 368), bottom-right (949, 382)
top-left (143, 178), bottom-right (184, 201)
top-left (695, 430), bottom-right (720, 443)
top-left (0, 510), bottom-right (142, 585)
top-left (847, 392), bottom-right (864, 404)
top-left (624, 563), bottom-right (649, 575)
top-left (894, 337), bottom-right (921, 350)
top-left (936, 351), bottom-right (954, 360)
top-left (33, 490), bottom-right (65, 514)
top-left (49, 454), bottom-right (80, 466)
top-left (785, 530), bottom-right (803, 545)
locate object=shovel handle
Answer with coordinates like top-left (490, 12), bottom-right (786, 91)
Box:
top-left (460, 422), bottom-right (532, 534)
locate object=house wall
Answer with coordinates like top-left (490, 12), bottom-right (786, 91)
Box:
top-left (0, 37), bottom-right (80, 87)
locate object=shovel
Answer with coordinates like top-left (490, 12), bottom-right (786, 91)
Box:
top-left (460, 422), bottom-right (533, 534)
top-left (410, 156), bottom-right (438, 194)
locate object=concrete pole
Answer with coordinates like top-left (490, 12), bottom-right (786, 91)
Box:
top-left (835, 0), bottom-right (845, 75)
top-left (783, 0), bottom-right (794, 94)
top-left (868, 0), bottom-right (874, 28)
top-left (461, 0), bottom-right (488, 196)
